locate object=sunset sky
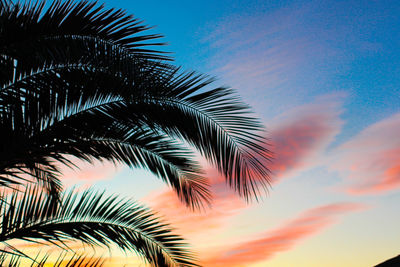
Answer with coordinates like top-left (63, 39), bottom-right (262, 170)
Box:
top-left (60, 0), bottom-right (400, 266)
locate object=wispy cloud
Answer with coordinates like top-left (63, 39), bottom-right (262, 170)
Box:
top-left (144, 167), bottom-right (247, 237)
top-left (59, 160), bottom-right (118, 187)
top-left (269, 95), bottom-right (344, 181)
top-left (202, 202), bottom-right (367, 266)
top-left (205, 4), bottom-right (313, 87)
top-left (329, 113), bottom-right (400, 194)
top-left (202, 2), bottom-right (350, 120)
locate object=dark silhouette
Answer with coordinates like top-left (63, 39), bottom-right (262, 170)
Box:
top-left (0, 250), bottom-right (105, 266)
top-left (0, 0), bottom-right (271, 265)
top-left (375, 255), bottom-right (400, 267)
top-left (0, 186), bottom-right (198, 266)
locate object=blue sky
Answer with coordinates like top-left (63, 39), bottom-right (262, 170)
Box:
top-left (118, 0), bottom-right (399, 135)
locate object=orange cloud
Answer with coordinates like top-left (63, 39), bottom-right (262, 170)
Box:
top-left (329, 113), bottom-right (400, 194)
top-left (144, 167), bottom-right (247, 237)
top-left (202, 202), bottom-right (367, 267)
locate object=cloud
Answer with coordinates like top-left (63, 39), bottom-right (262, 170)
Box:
top-left (59, 159), bottom-right (119, 187)
top-left (144, 167), bottom-right (247, 237)
top-left (269, 95), bottom-right (344, 182)
top-left (202, 1), bottom-right (354, 121)
top-left (205, 4), bottom-right (315, 91)
top-left (202, 202), bottom-right (367, 267)
top-left (329, 112), bottom-right (400, 194)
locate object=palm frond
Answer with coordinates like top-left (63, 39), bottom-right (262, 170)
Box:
top-left (0, 94), bottom-right (211, 208)
top-left (0, 186), bottom-right (199, 267)
top-left (0, 250), bottom-right (105, 267)
top-left (99, 69), bottom-right (272, 200)
top-left (0, 0), bottom-right (168, 60)
top-left (1, 61), bottom-right (271, 203)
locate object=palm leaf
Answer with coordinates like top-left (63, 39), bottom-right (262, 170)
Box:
top-left (1, 60), bottom-right (271, 204)
top-left (0, 0), bottom-right (168, 60)
top-left (0, 186), bottom-right (199, 267)
top-left (0, 250), bottom-right (105, 267)
top-left (130, 70), bottom-right (272, 199)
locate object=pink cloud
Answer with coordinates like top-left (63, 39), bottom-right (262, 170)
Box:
top-left (202, 202), bottom-right (367, 267)
top-left (329, 113), bottom-right (400, 194)
top-left (144, 167), bottom-right (247, 237)
top-left (269, 96), bottom-right (343, 181)
top-left (59, 160), bottom-right (118, 186)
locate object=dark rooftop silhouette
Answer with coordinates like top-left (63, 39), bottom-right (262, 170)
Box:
top-left (375, 255), bottom-right (400, 267)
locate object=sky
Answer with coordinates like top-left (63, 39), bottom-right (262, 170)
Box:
top-left (56, 0), bottom-right (400, 266)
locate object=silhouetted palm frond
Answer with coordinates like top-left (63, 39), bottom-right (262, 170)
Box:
top-left (0, 250), bottom-right (105, 267)
top-left (0, 0), bottom-right (170, 199)
top-left (126, 70), bottom-right (272, 200)
top-left (0, 186), bottom-right (199, 267)
top-left (0, 0), bottom-right (167, 60)
top-left (0, 0), bottom-right (271, 208)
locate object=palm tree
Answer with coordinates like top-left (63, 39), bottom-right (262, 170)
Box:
top-left (0, 0), bottom-right (272, 265)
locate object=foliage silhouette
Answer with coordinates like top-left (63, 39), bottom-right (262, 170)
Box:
top-left (0, 186), bottom-right (198, 266)
top-left (0, 0), bottom-right (271, 265)
top-left (0, 0), bottom-right (271, 207)
top-left (0, 250), bottom-right (105, 267)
